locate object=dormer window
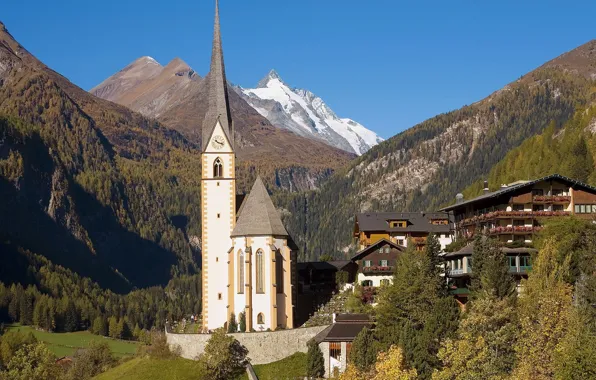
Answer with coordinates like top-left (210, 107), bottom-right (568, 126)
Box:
top-left (214, 157), bottom-right (223, 178)
top-left (389, 220), bottom-right (407, 228)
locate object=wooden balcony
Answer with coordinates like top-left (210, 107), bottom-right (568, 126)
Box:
top-left (459, 211), bottom-right (571, 227)
top-left (362, 266), bottom-right (395, 275)
top-left (532, 195), bottom-right (571, 203)
top-left (489, 226), bottom-right (543, 235)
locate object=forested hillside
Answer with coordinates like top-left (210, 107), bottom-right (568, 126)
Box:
top-left (277, 41), bottom-right (596, 260)
top-left (461, 105), bottom-right (596, 199)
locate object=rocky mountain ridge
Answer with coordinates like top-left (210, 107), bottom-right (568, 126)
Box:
top-left (236, 69), bottom-right (383, 155)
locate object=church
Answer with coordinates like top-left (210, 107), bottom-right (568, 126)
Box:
top-left (201, 0), bottom-right (296, 332)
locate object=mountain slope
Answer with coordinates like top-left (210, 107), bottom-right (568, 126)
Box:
top-left (275, 40), bottom-right (596, 260)
top-left (235, 70), bottom-right (383, 155)
top-left (460, 105), bottom-right (596, 200)
top-left (91, 57), bottom-right (355, 190)
top-left (0, 21), bottom-right (203, 291)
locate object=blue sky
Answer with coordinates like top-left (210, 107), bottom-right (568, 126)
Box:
top-left (2, 0), bottom-right (594, 138)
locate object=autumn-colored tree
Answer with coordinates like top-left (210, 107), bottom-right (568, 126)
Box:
top-left (433, 296), bottom-right (517, 380)
top-left (341, 345), bottom-right (417, 380)
top-left (374, 345), bottom-right (418, 380)
top-left (512, 238), bottom-right (573, 379)
top-left (197, 328), bottom-right (249, 380)
top-left (4, 343), bottom-right (61, 380)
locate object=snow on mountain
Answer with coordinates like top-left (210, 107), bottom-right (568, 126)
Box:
top-left (236, 70), bottom-right (383, 155)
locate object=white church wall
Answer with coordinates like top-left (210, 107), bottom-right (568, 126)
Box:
top-left (202, 120), bottom-right (236, 331)
top-left (250, 236), bottom-right (273, 331)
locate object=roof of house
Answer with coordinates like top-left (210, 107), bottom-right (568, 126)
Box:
top-left (441, 174), bottom-right (596, 212)
top-left (296, 260), bottom-right (353, 272)
top-left (314, 314), bottom-right (373, 342)
top-left (443, 241), bottom-right (538, 258)
top-left (350, 238), bottom-right (405, 262)
top-left (231, 177), bottom-right (289, 237)
top-left (355, 212), bottom-right (452, 234)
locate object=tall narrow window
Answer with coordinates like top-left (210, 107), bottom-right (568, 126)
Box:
top-left (276, 250), bottom-right (284, 294)
top-left (257, 313), bottom-right (264, 325)
top-left (213, 157), bottom-right (223, 178)
top-left (256, 249), bottom-right (265, 293)
top-left (238, 250), bottom-right (244, 294)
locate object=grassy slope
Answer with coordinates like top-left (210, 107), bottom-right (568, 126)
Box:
top-left (6, 324), bottom-right (138, 358)
top-left (94, 357), bottom-right (205, 380)
top-left (96, 352), bottom-right (307, 380)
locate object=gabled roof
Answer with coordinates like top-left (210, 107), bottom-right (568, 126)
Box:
top-left (441, 173), bottom-right (596, 212)
top-left (231, 177), bottom-right (289, 237)
top-left (314, 314), bottom-right (373, 342)
top-left (443, 241), bottom-right (538, 258)
top-left (202, 0), bottom-right (233, 151)
top-left (350, 238), bottom-right (404, 262)
top-left (355, 212), bottom-right (452, 234)
top-left (296, 260), bottom-right (353, 272)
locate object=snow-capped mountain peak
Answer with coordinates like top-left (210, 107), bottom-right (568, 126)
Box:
top-left (237, 71), bottom-right (383, 155)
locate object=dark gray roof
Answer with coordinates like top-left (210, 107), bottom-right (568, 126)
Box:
top-left (444, 241), bottom-right (538, 258)
top-left (350, 238), bottom-right (404, 262)
top-left (355, 212), bottom-right (452, 234)
top-left (319, 321), bottom-right (372, 342)
top-left (441, 174), bottom-right (596, 212)
top-left (297, 260), bottom-right (353, 272)
top-left (231, 177), bottom-right (289, 237)
top-left (202, 0), bottom-right (233, 151)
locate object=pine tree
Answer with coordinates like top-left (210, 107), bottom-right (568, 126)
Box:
top-left (306, 340), bottom-right (325, 378)
top-left (238, 312), bottom-right (246, 333)
top-left (227, 313), bottom-right (238, 333)
top-left (375, 245), bottom-right (459, 378)
top-left (425, 233), bottom-right (442, 277)
top-left (349, 327), bottom-right (377, 372)
top-left (471, 235), bottom-right (515, 298)
top-left (92, 316), bottom-right (107, 336)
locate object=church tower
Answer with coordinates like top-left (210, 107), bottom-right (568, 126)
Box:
top-left (201, 0), bottom-right (236, 332)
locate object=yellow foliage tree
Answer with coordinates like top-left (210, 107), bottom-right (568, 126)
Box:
top-left (373, 345), bottom-right (418, 380)
top-left (340, 345), bottom-right (417, 380)
top-left (512, 238), bottom-right (573, 380)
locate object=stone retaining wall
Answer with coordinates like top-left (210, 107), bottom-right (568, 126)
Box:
top-left (166, 325), bottom-right (329, 365)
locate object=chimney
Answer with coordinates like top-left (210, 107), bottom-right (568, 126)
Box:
top-left (456, 193), bottom-right (464, 204)
top-left (483, 180), bottom-right (489, 194)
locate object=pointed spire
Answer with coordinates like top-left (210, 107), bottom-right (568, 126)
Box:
top-left (202, 0), bottom-right (233, 151)
top-left (231, 177), bottom-right (289, 237)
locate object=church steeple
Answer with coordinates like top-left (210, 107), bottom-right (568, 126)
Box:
top-left (202, 0), bottom-right (233, 151)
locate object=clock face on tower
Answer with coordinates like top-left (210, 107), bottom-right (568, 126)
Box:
top-left (211, 135), bottom-right (225, 149)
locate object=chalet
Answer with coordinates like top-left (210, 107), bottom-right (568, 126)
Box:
top-left (353, 212), bottom-right (453, 251)
top-left (441, 174), bottom-right (596, 244)
top-left (315, 314), bottom-right (373, 378)
top-left (350, 238), bottom-right (404, 288)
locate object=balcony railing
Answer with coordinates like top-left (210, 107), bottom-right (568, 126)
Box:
top-left (533, 195), bottom-right (571, 203)
top-left (509, 266), bottom-right (533, 274)
top-left (459, 211), bottom-right (570, 227)
top-left (489, 226), bottom-right (543, 234)
top-left (412, 237), bottom-right (427, 245)
top-left (362, 266), bottom-right (394, 274)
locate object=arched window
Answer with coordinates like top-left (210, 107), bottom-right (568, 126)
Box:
top-left (257, 313), bottom-right (264, 325)
top-left (238, 250), bottom-right (244, 294)
top-left (256, 249), bottom-right (265, 294)
top-left (276, 250), bottom-right (284, 294)
top-left (213, 157), bottom-right (223, 178)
